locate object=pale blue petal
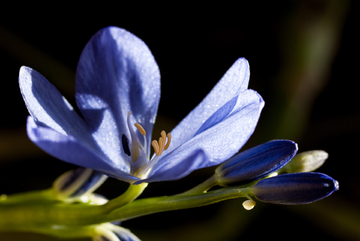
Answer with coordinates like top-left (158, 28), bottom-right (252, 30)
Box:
top-left (159, 89), bottom-right (264, 168)
top-left (194, 96), bottom-right (238, 135)
top-left (19, 67), bottom-right (90, 141)
top-left (167, 58), bottom-right (251, 154)
top-left (26, 116), bottom-right (139, 183)
top-left (75, 26), bottom-right (160, 161)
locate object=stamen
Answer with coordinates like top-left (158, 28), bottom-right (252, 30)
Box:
top-left (164, 133), bottom-right (171, 150)
top-left (152, 140), bottom-right (160, 156)
top-left (158, 136), bottom-right (165, 156)
top-left (151, 130), bottom-right (172, 156)
top-left (134, 123), bottom-right (146, 135)
top-left (161, 130), bottom-right (166, 140)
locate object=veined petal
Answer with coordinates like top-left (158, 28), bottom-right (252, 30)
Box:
top-left (94, 223), bottom-right (141, 241)
top-left (194, 96), bottom-right (238, 135)
top-left (215, 140), bottom-right (298, 184)
top-left (19, 66), bottom-right (90, 141)
top-left (167, 58), bottom-right (251, 154)
top-left (26, 116), bottom-right (139, 183)
top-left (251, 172), bottom-right (339, 205)
top-left (75, 26), bottom-right (160, 159)
top-left (53, 167), bottom-right (108, 200)
top-left (160, 89), bottom-right (264, 168)
top-left (137, 149), bottom-right (208, 183)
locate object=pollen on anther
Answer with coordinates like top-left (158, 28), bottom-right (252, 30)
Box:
top-left (158, 136), bottom-right (165, 156)
top-left (161, 130), bottom-right (166, 140)
top-left (164, 133), bottom-right (171, 150)
top-left (134, 123), bottom-right (146, 135)
top-left (152, 140), bottom-right (160, 156)
top-left (151, 130), bottom-right (172, 156)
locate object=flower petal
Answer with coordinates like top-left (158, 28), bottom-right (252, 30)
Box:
top-left (75, 26), bottom-right (160, 158)
top-left (53, 167), bottom-right (108, 200)
top-left (26, 116), bottom-right (139, 183)
top-left (215, 140), bottom-right (298, 184)
top-left (160, 89), bottom-right (264, 168)
top-left (136, 150), bottom-right (208, 183)
top-left (19, 66), bottom-right (89, 140)
top-left (194, 96), bottom-right (238, 135)
top-left (251, 172), bottom-right (339, 205)
top-left (95, 223), bottom-right (141, 241)
top-left (167, 58), bottom-right (251, 154)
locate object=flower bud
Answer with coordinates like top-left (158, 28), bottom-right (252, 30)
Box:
top-left (215, 140), bottom-right (297, 185)
top-left (251, 172), bottom-right (339, 205)
top-left (278, 150), bottom-right (328, 173)
top-left (53, 167), bottom-right (107, 201)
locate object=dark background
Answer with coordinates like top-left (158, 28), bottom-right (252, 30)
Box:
top-left (0, 1), bottom-right (359, 240)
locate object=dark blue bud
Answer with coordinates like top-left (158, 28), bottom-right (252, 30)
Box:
top-left (215, 140), bottom-right (298, 185)
top-left (251, 172), bottom-right (339, 205)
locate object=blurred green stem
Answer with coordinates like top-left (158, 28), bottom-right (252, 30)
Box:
top-left (0, 186), bottom-right (251, 231)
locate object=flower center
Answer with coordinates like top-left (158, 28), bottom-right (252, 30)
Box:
top-left (135, 122), bottom-right (171, 157)
top-left (122, 111), bottom-right (171, 179)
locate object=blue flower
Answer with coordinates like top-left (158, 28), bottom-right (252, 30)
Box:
top-left (250, 172), bottom-right (339, 204)
top-left (19, 26), bottom-right (264, 184)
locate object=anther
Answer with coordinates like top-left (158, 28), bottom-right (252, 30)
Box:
top-left (158, 136), bottom-right (165, 156)
top-left (134, 123), bottom-right (146, 135)
top-left (161, 130), bottom-right (166, 140)
top-left (122, 134), bottom-right (131, 156)
top-left (151, 130), bottom-right (172, 156)
top-left (152, 140), bottom-right (160, 156)
top-left (164, 133), bottom-right (171, 150)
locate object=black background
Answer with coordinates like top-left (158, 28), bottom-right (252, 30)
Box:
top-left (0, 1), bottom-right (359, 240)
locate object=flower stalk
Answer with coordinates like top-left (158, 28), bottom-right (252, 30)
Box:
top-left (103, 183), bottom-right (148, 213)
top-left (0, 185), bottom-right (251, 230)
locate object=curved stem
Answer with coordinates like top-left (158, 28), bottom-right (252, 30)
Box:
top-left (103, 182), bottom-right (148, 213)
top-left (0, 186), bottom-right (251, 229)
top-left (105, 186), bottom-right (251, 222)
top-left (179, 175), bottom-right (217, 196)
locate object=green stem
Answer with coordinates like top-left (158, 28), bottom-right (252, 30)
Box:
top-left (105, 186), bottom-right (251, 222)
top-left (0, 186), bottom-right (251, 229)
top-left (180, 175), bottom-right (217, 196)
top-left (103, 182), bottom-right (148, 213)
top-left (1, 223), bottom-right (98, 239)
top-left (0, 189), bottom-right (57, 204)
